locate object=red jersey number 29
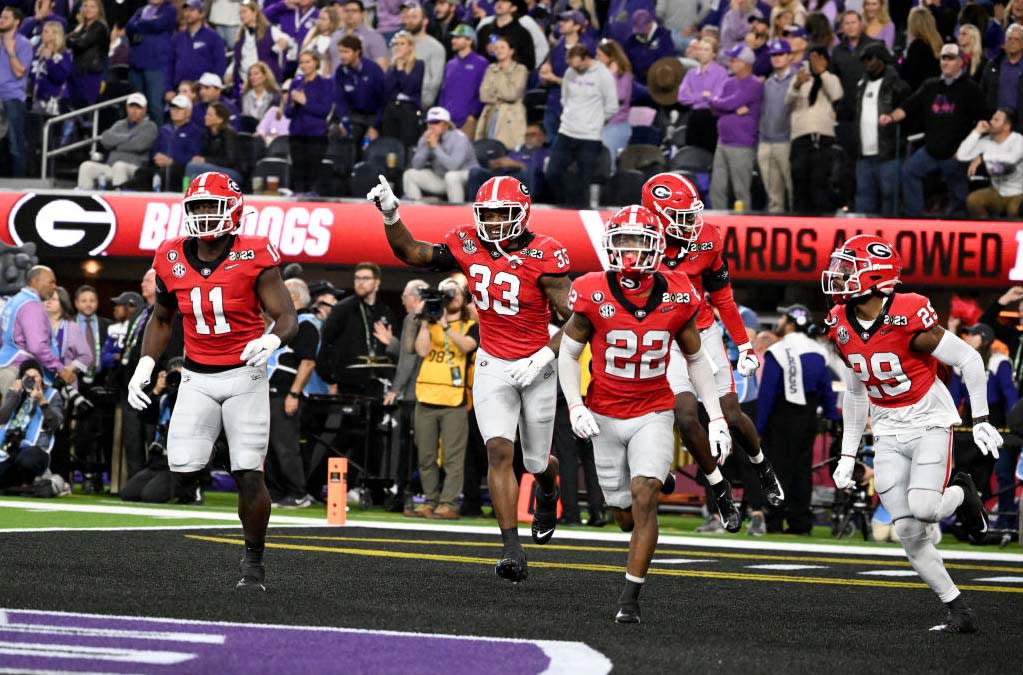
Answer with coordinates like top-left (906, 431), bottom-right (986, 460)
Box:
top-left (190, 286), bottom-right (231, 335)
top-left (846, 351), bottom-right (910, 398)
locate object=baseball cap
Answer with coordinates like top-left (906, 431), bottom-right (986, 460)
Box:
top-left (126, 92), bottom-right (147, 108)
top-left (450, 24), bottom-right (476, 41)
top-left (183, 0), bottom-right (203, 10)
top-left (308, 281), bottom-right (345, 300)
top-left (726, 44), bottom-right (756, 65)
top-left (169, 94), bottom-right (192, 109)
top-left (631, 9), bottom-right (653, 34)
top-left (400, 0), bottom-right (420, 9)
top-left (425, 106), bottom-right (452, 125)
top-left (940, 43), bottom-right (963, 59)
top-left (778, 303), bottom-right (812, 330)
top-left (966, 323), bottom-right (995, 343)
top-left (768, 39), bottom-right (791, 56)
top-left (558, 10), bottom-right (587, 26)
top-left (197, 72), bottom-right (224, 89)
top-left (782, 25), bottom-right (808, 40)
top-left (111, 291), bottom-right (144, 308)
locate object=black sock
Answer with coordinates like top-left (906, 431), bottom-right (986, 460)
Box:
top-left (500, 527), bottom-right (520, 550)
top-left (618, 579), bottom-right (643, 607)
top-left (244, 540), bottom-right (265, 564)
top-left (945, 595), bottom-right (968, 613)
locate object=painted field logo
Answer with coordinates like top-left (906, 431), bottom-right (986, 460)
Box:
top-left (8, 193), bottom-right (116, 257)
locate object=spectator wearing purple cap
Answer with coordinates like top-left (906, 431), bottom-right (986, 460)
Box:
top-left (64, 0), bottom-right (108, 107)
top-left (757, 39), bottom-right (795, 213)
top-left (708, 43), bottom-right (763, 210)
top-left (125, 0), bottom-right (177, 124)
top-left (623, 9), bottom-right (673, 91)
top-left (603, 0), bottom-right (653, 46)
top-left (328, 0), bottom-right (389, 74)
top-left (781, 23), bottom-right (808, 63)
top-left (678, 37), bottom-right (727, 152)
top-left (163, 0), bottom-right (226, 103)
top-left (285, 50), bottom-right (335, 194)
top-left (438, 24), bottom-right (490, 135)
top-left (787, 45), bottom-right (842, 214)
top-left (1, 6), bottom-right (33, 178)
top-left (403, 105), bottom-right (479, 203)
top-left (538, 10), bottom-right (594, 141)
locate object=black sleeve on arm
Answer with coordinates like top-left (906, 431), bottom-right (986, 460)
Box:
top-left (702, 262), bottom-right (731, 293)
top-left (155, 274), bottom-right (178, 311)
top-left (430, 243), bottom-right (459, 273)
top-left (467, 322), bottom-right (480, 343)
top-left (292, 321), bottom-right (319, 360)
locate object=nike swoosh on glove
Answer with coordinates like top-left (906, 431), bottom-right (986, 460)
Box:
top-left (240, 334), bottom-right (282, 368)
top-left (505, 346), bottom-right (555, 387)
top-left (569, 404), bottom-right (600, 439)
top-left (973, 422), bottom-right (1003, 459)
top-left (367, 174), bottom-right (400, 224)
top-left (736, 343), bottom-right (760, 377)
top-left (833, 455), bottom-right (856, 490)
top-left (707, 417), bottom-right (732, 465)
top-left (127, 355), bottom-right (155, 411)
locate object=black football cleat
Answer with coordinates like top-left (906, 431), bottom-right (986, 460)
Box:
top-left (615, 604), bottom-right (641, 624)
top-left (754, 460), bottom-right (785, 508)
top-left (660, 471), bottom-right (676, 495)
top-left (930, 607), bottom-right (978, 634)
top-left (531, 484), bottom-right (560, 545)
top-left (495, 547), bottom-right (528, 583)
top-left (951, 472), bottom-right (988, 544)
top-left (236, 558), bottom-right (266, 592)
top-left (711, 481), bottom-right (742, 533)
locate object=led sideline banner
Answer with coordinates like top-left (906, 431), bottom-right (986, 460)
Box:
top-left (0, 190), bottom-right (1019, 287)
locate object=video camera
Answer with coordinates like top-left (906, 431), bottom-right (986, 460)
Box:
top-left (53, 375), bottom-right (94, 416)
top-left (418, 288), bottom-right (457, 323)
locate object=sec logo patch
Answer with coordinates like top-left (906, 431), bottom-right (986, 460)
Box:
top-left (599, 303), bottom-right (616, 318)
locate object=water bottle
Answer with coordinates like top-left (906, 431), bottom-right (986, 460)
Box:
top-left (152, 173), bottom-right (162, 193)
top-left (97, 174), bottom-right (108, 190)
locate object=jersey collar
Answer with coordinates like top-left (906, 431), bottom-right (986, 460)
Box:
top-left (184, 235), bottom-right (237, 278)
top-left (606, 271), bottom-right (667, 322)
top-left (845, 293), bottom-right (894, 342)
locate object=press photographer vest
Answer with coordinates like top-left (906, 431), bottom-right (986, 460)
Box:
top-left (266, 314), bottom-right (331, 395)
top-left (0, 387), bottom-right (59, 457)
top-left (416, 319), bottom-right (475, 407)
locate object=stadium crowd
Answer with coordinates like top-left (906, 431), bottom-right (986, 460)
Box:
top-left (0, 255), bottom-right (1020, 535)
top-left (2, 0), bottom-right (1023, 216)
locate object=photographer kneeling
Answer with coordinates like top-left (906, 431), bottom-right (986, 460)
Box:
top-left (408, 278), bottom-right (478, 519)
top-left (0, 360), bottom-right (64, 492)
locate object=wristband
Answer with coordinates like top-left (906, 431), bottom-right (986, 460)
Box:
top-left (287, 391), bottom-right (301, 399)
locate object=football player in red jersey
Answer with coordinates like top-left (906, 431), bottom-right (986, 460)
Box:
top-left (558, 205), bottom-right (732, 624)
top-left (368, 174), bottom-right (571, 582)
top-left (641, 172), bottom-right (784, 533)
top-left (127, 172), bottom-right (298, 591)
top-left (823, 234), bottom-right (1002, 633)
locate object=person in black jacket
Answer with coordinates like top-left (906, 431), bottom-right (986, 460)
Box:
top-left (476, 0), bottom-right (535, 71)
top-left (854, 43), bottom-right (911, 215)
top-left (881, 43), bottom-right (987, 216)
top-left (980, 25), bottom-right (1023, 132)
top-left (65, 0), bottom-right (108, 107)
top-left (183, 102), bottom-right (242, 184)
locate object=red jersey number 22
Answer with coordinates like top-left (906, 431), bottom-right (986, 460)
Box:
top-left (190, 286), bottom-right (232, 335)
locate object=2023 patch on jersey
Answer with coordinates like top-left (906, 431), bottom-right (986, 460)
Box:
top-left (570, 271), bottom-right (701, 419)
top-left (660, 222), bottom-right (726, 331)
top-left (153, 235), bottom-right (280, 367)
top-left (444, 225), bottom-right (569, 361)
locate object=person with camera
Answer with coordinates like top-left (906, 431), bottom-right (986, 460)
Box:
top-left (120, 357), bottom-right (184, 503)
top-left (408, 277), bottom-right (478, 519)
top-left (0, 359), bottom-right (64, 491)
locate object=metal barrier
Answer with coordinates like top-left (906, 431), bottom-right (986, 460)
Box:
top-left (40, 95), bottom-right (132, 180)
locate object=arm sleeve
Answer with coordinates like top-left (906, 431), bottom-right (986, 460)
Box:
top-left (955, 130), bottom-right (984, 161)
top-left (841, 368), bottom-right (869, 457)
top-left (704, 261), bottom-right (749, 346)
top-left (930, 330), bottom-right (989, 419)
top-left (755, 352), bottom-right (781, 435)
top-left (685, 347), bottom-right (724, 420)
top-left (557, 333), bottom-right (586, 408)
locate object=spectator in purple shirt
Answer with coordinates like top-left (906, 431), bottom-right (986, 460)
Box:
top-left (29, 19), bottom-right (70, 113)
top-left (538, 10), bottom-right (594, 141)
top-left (708, 43), bottom-right (763, 210)
top-left (719, 0), bottom-right (764, 65)
top-left (678, 36), bottom-right (727, 152)
top-left (437, 24), bottom-right (488, 136)
top-left (466, 121), bottom-right (548, 198)
top-left (163, 0), bottom-right (227, 104)
top-left (376, 0), bottom-right (406, 43)
top-left (150, 94), bottom-right (202, 191)
top-left (19, 0), bottom-right (66, 44)
top-left (623, 9), bottom-right (673, 86)
top-left (264, 0), bottom-right (318, 77)
top-left (192, 72), bottom-right (240, 130)
top-left (64, 0), bottom-right (108, 107)
top-left (229, 0), bottom-right (290, 97)
top-left (285, 50), bottom-right (335, 194)
top-left (44, 287), bottom-right (92, 384)
top-left (125, 0), bottom-right (177, 123)
top-left (1, 6), bottom-right (33, 177)
top-left (596, 38), bottom-right (632, 172)
top-left (333, 35), bottom-right (387, 149)
top-left (372, 30), bottom-right (424, 148)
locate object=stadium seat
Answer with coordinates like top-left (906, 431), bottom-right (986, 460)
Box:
top-left (252, 157), bottom-right (291, 192)
top-left (524, 88), bottom-right (547, 125)
top-left (265, 136), bottom-right (291, 160)
top-left (351, 161), bottom-right (383, 198)
top-left (474, 138), bottom-right (507, 166)
top-left (362, 137), bottom-right (406, 195)
top-left (235, 133), bottom-right (260, 189)
top-left (238, 115), bottom-right (259, 134)
top-left (616, 145), bottom-right (667, 177)
top-left (670, 145), bottom-right (714, 175)
top-left (629, 125), bottom-right (663, 146)
top-left (602, 170), bottom-right (647, 207)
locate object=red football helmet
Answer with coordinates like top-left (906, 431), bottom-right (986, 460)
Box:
top-left (602, 205), bottom-right (665, 274)
top-left (473, 176), bottom-right (531, 244)
top-left (821, 234), bottom-right (902, 304)
top-left (641, 172), bottom-right (704, 245)
top-left (182, 172), bottom-right (244, 240)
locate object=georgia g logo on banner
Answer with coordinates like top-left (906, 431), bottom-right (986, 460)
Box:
top-left (8, 194), bottom-right (117, 257)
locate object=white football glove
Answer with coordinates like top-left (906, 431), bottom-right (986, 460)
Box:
top-left (707, 417), bottom-right (732, 465)
top-left (240, 334), bottom-right (281, 368)
top-left (367, 174), bottom-right (400, 224)
top-left (127, 355), bottom-right (155, 411)
top-left (736, 343), bottom-right (760, 377)
top-left (833, 455), bottom-right (856, 490)
top-left (569, 404), bottom-right (600, 439)
top-left (972, 422), bottom-right (1003, 459)
top-left (505, 346), bottom-right (555, 388)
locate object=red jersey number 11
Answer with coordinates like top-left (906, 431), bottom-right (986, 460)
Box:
top-left (190, 286), bottom-right (232, 335)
